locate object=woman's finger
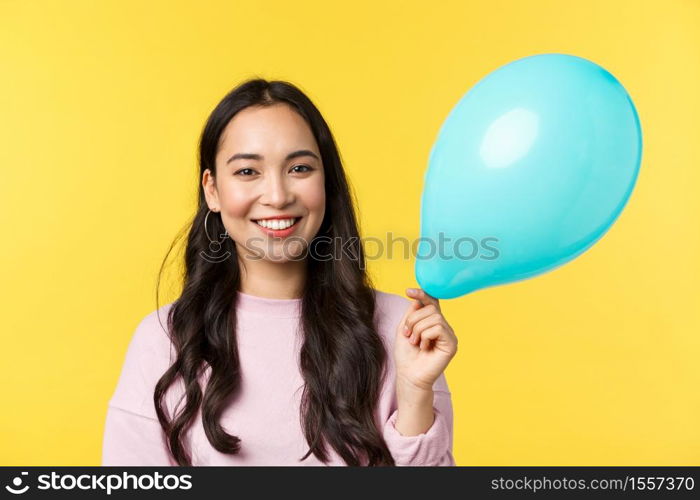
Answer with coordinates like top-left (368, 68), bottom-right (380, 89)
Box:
top-left (419, 324), bottom-right (443, 350)
top-left (409, 314), bottom-right (443, 345)
top-left (420, 325), bottom-right (445, 349)
top-left (404, 304), bottom-right (439, 334)
top-left (406, 287), bottom-right (441, 310)
top-left (397, 299), bottom-right (421, 337)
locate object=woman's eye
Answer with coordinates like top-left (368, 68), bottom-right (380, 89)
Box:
top-left (235, 168), bottom-right (256, 176)
top-left (291, 164), bottom-right (312, 173)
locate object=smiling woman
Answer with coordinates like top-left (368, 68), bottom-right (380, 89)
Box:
top-left (202, 102), bottom-right (327, 269)
top-left (101, 78), bottom-right (456, 466)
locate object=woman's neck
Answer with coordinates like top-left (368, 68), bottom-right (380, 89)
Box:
top-left (237, 257), bottom-right (307, 299)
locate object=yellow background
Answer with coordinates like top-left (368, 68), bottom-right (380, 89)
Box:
top-left (1, 0), bottom-right (698, 465)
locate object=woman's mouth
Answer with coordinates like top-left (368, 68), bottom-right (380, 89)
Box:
top-left (251, 217), bottom-right (302, 238)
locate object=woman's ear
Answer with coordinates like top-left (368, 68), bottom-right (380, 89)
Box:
top-left (202, 168), bottom-right (220, 211)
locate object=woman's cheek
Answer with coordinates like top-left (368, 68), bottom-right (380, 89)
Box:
top-left (222, 185), bottom-right (256, 219)
top-left (303, 178), bottom-right (326, 214)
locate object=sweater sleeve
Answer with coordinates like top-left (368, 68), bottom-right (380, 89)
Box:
top-left (102, 406), bottom-right (177, 466)
top-left (101, 308), bottom-right (178, 466)
top-left (382, 381), bottom-right (456, 466)
top-left (374, 291), bottom-right (457, 466)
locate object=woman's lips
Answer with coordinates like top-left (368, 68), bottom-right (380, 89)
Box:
top-left (251, 217), bottom-right (302, 238)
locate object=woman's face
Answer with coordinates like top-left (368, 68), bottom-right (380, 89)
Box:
top-left (203, 103), bottom-right (326, 263)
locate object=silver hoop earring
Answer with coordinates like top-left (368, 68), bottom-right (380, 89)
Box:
top-left (205, 209), bottom-right (229, 243)
top-left (200, 209), bottom-right (232, 263)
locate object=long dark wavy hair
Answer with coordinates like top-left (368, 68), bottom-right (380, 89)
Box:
top-left (153, 78), bottom-right (395, 466)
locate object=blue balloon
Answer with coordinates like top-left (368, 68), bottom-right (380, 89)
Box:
top-left (416, 54), bottom-right (642, 299)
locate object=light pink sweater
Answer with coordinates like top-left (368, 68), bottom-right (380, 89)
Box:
top-left (101, 290), bottom-right (455, 466)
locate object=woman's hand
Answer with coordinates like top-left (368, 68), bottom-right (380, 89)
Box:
top-left (394, 287), bottom-right (458, 392)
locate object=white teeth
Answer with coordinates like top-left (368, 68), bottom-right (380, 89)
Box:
top-left (255, 218), bottom-right (297, 230)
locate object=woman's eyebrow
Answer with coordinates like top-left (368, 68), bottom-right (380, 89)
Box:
top-left (226, 149), bottom-right (320, 164)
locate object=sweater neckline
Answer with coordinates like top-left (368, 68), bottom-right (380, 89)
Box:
top-left (236, 291), bottom-right (302, 318)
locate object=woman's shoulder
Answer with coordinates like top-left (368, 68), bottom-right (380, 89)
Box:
top-left (108, 302), bottom-right (177, 417)
top-left (373, 289), bottom-right (412, 315)
top-left (371, 289), bottom-right (412, 338)
top-left (127, 302), bottom-right (177, 359)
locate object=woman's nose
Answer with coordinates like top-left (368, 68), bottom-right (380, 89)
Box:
top-left (260, 175), bottom-right (294, 207)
